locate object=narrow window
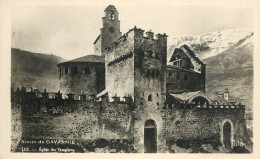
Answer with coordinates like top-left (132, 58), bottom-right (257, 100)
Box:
top-left (109, 11), bottom-right (115, 20)
top-left (184, 74), bottom-right (188, 81)
top-left (155, 53), bottom-right (159, 59)
top-left (146, 69), bottom-right (150, 77)
top-left (169, 72), bottom-right (172, 79)
top-left (151, 69), bottom-right (155, 78)
top-left (148, 94), bottom-right (152, 101)
top-left (149, 51), bottom-right (153, 57)
top-left (85, 66), bottom-right (91, 75)
top-left (156, 70), bottom-right (160, 78)
top-left (65, 67), bottom-right (68, 74)
top-left (59, 67), bottom-right (62, 77)
top-left (177, 73), bottom-right (179, 80)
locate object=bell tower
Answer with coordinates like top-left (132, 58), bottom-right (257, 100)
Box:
top-left (99, 5), bottom-right (121, 56)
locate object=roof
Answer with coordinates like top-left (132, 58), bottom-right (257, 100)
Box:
top-left (58, 55), bottom-right (104, 66)
top-left (93, 35), bottom-right (100, 44)
top-left (170, 91), bottom-right (201, 102)
top-left (169, 91), bottom-right (212, 104)
top-left (169, 45), bottom-right (204, 65)
top-left (207, 93), bottom-right (229, 105)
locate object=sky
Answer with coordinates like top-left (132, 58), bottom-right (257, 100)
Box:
top-left (12, 4), bottom-right (253, 60)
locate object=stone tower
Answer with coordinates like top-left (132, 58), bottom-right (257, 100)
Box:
top-left (104, 27), bottom-right (168, 152)
top-left (94, 5), bottom-right (122, 56)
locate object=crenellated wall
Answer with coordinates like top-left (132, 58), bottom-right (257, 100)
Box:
top-left (11, 87), bottom-right (247, 152)
top-left (11, 89), bottom-right (132, 143)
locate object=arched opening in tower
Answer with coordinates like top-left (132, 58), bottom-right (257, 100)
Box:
top-left (144, 119), bottom-right (157, 153)
top-left (223, 122), bottom-right (232, 149)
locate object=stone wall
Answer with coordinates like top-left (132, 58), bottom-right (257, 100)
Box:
top-left (165, 104), bottom-right (246, 148)
top-left (166, 65), bottom-right (204, 93)
top-left (59, 62), bottom-right (105, 99)
top-left (11, 91), bottom-right (132, 143)
top-left (105, 30), bottom-right (135, 101)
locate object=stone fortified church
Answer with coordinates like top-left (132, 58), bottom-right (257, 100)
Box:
top-left (11, 5), bottom-right (247, 153)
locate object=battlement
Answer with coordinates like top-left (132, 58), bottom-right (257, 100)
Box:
top-left (11, 87), bottom-right (133, 104)
top-left (104, 26), bottom-right (167, 53)
top-left (167, 102), bottom-right (245, 110)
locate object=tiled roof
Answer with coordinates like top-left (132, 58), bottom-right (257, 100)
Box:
top-left (58, 55), bottom-right (104, 66)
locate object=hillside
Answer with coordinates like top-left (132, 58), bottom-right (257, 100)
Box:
top-left (11, 48), bottom-right (65, 92)
top-left (167, 29), bottom-right (253, 110)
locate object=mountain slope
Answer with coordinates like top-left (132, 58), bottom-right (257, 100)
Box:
top-left (168, 29), bottom-right (252, 61)
top-left (11, 48), bottom-right (65, 92)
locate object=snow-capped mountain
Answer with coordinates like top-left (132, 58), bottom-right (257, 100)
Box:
top-left (167, 28), bottom-right (253, 61)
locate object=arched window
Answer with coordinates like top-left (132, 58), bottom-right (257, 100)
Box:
top-left (109, 11), bottom-right (115, 20)
top-left (85, 66), bottom-right (91, 75)
top-left (148, 94), bottom-right (152, 101)
top-left (65, 67), bottom-right (68, 74)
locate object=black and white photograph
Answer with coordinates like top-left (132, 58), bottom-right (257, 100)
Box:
top-left (0, 0), bottom-right (259, 157)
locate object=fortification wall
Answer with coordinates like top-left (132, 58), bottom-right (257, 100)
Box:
top-left (166, 66), bottom-right (204, 93)
top-left (11, 93), bottom-right (22, 152)
top-left (165, 104), bottom-right (246, 147)
top-left (11, 90), bottom-right (132, 143)
top-left (105, 30), bottom-right (135, 101)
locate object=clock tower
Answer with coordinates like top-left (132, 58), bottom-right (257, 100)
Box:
top-left (94, 5), bottom-right (122, 56)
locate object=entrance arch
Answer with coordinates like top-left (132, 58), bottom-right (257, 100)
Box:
top-left (223, 122), bottom-right (232, 149)
top-left (144, 119), bottom-right (157, 153)
top-left (190, 96), bottom-right (210, 106)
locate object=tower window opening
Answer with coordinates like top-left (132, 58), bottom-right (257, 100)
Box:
top-left (146, 69), bottom-right (151, 77)
top-left (151, 69), bottom-right (155, 78)
top-left (169, 72), bottom-right (172, 79)
top-left (59, 67), bottom-right (62, 77)
top-left (177, 73), bottom-right (180, 80)
top-left (148, 94), bottom-right (152, 101)
top-left (156, 70), bottom-right (160, 78)
top-left (109, 11), bottom-right (115, 20)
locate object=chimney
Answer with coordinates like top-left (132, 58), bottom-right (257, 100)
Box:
top-left (224, 88), bottom-right (229, 101)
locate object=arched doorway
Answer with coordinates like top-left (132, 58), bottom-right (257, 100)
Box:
top-left (223, 122), bottom-right (232, 149)
top-left (144, 119), bottom-right (157, 153)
